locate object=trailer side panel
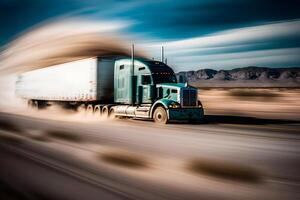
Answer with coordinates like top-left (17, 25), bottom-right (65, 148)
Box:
top-left (16, 58), bottom-right (98, 101)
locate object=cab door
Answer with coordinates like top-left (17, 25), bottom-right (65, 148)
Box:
top-left (114, 64), bottom-right (133, 104)
top-left (138, 75), bottom-right (152, 104)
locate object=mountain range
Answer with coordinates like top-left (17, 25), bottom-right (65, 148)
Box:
top-left (176, 67), bottom-right (300, 87)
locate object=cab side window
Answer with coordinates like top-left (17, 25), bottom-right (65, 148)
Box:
top-left (141, 75), bottom-right (151, 85)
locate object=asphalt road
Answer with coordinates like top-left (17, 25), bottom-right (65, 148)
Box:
top-left (0, 112), bottom-right (299, 200)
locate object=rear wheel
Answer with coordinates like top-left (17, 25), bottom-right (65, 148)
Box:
top-left (86, 104), bottom-right (94, 116)
top-left (28, 100), bottom-right (38, 110)
top-left (109, 108), bottom-right (116, 119)
top-left (102, 106), bottom-right (109, 118)
top-left (153, 107), bottom-right (168, 124)
top-left (94, 105), bottom-right (102, 118)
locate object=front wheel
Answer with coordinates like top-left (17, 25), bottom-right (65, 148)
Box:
top-left (153, 107), bottom-right (168, 124)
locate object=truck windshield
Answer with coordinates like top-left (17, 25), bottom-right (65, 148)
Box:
top-left (145, 61), bottom-right (177, 84)
top-left (152, 73), bottom-right (177, 84)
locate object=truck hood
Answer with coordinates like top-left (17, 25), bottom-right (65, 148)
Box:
top-left (156, 83), bottom-right (187, 89)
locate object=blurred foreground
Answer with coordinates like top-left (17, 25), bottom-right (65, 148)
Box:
top-left (0, 93), bottom-right (299, 199)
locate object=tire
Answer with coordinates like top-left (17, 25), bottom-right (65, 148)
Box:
top-left (109, 108), bottom-right (116, 119)
top-left (153, 106), bottom-right (168, 124)
top-left (94, 105), bottom-right (102, 118)
top-left (102, 106), bottom-right (109, 118)
top-left (86, 104), bottom-right (94, 116)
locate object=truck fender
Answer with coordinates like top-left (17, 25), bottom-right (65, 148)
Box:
top-left (150, 100), bottom-right (171, 119)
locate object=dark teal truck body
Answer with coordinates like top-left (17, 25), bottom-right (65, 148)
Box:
top-left (112, 58), bottom-right (204, 123)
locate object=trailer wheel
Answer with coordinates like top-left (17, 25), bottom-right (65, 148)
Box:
top-left (153, 107), bottom-right (168, 124)
top-left (86, 104), bottom-right (94, 116)
top-left (94, 105), bottom-right (102, 118)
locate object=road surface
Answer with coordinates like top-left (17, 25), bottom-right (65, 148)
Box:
top-left (0, 111), bottom-right (299, 200)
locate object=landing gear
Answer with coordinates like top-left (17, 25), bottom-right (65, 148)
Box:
top-left (153, 107), bottom-right (168, 124)
top-left (27, 100), bottom-right (42, 110)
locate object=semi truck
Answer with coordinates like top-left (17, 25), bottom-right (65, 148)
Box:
top-left (15, 55), bottom-right (204, 124)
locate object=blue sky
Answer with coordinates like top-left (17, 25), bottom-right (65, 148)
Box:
top-left (0, 0), bottom-right (300, 71)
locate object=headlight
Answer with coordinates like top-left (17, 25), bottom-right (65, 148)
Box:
top-left (169, 102), bottom-right (181, 108)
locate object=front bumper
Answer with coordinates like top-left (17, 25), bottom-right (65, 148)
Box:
top-left (167, 107), bottom-right (204, 121)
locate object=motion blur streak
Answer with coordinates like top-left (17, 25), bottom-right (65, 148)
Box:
top-left (0, 18), bottom-right (144, 74)
top-left (0, 18), bottom-right (144, 109)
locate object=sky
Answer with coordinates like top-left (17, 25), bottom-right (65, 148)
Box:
top-left (0, 0), bottom-right (300, 71)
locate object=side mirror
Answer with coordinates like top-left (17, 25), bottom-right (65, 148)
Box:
top-left (165, 89), bottom-right (170, 98)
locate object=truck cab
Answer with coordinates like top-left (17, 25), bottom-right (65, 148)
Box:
top-left (113, 58), bottom-right (204, 123)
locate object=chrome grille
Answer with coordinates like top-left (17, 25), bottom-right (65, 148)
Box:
top-left (182, 89), bottom-right (197, 106)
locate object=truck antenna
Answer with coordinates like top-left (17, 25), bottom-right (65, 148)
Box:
top-left (131, 44), bottom-right (135, 72)
top-left (131, 43), bottom-right (135, 105)
top-left (161, 46), bottom-right (164, 63)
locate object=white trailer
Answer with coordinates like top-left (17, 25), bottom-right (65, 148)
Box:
top-left (16, 57), bottom-right (115, 103)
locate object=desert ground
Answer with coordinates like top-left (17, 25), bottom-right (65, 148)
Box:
top-left (199, 88), bottom-right (300, 120)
